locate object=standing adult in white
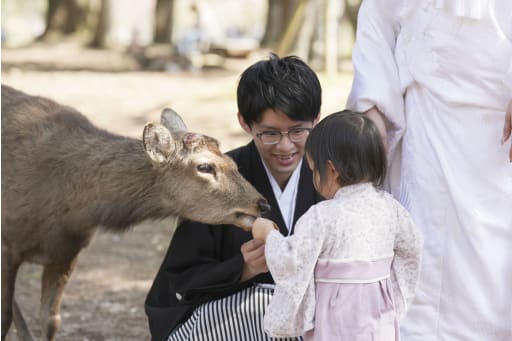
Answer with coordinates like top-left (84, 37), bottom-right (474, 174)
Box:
top-left (347, 1), bottom-right (512, 340)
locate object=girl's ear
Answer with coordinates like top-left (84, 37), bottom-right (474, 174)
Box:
top-left (305, 153), bottom-right (313, 171)
top-left (237, 112), bottom-right (252, 133)
top-left (327, 160), bottom-right (342, 183)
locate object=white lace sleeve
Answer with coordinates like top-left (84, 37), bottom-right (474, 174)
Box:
top-left (391, 202), bottom-right (423, 319)
top-left (263, 207), bottom-right (325, 337)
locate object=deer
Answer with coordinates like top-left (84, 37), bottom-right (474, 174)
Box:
top-left (1, 84), bottom-right (270, 341)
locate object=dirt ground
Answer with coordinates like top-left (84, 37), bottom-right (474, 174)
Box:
top-left (1, 42), bottom-right (353, 340)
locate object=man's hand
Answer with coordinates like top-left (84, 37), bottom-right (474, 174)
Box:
top-left (364, 106), bottom-right (388, 151)
top-left (502, 100), bottom-right (512, 162)
top-left (239, 239), bottom-right (268, 282)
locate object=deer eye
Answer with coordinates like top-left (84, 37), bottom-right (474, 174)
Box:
top-left (197, 163), bottom-right (214, 174)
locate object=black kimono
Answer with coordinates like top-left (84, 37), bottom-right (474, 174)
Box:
top-left (145, 141), bottom-right (322, 341)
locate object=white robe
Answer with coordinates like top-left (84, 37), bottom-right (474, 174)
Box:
top-left (347, 1), bottom-right (512, 340)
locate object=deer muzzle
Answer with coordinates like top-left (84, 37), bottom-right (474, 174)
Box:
top-left (258, 199), bottom-right (271, 216)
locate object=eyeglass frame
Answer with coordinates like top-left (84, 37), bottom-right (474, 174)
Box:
top-left (255, 127), bottom-right (313, 145)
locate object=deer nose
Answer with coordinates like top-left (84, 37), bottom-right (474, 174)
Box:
top-left (258, 199), bottom-right (271, 216)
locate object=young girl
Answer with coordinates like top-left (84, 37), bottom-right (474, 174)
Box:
top-left (252, 110), bottom-right (422, 340)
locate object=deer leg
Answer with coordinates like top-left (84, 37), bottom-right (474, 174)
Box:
top-left (12, 299), bottom-right (36, 341)
top-left (1, 243), bottom-right (21, 341)
top-left (40, 257), bottom-right (78, 341)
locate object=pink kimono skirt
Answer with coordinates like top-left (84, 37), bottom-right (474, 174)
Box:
top-left (304, 258), bottom-right (399, 341)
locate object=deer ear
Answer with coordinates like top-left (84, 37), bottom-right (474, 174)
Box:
top-left (160, 108), bottom-right (188, 134)
top-left (143, 122), bottom-right (176, 166)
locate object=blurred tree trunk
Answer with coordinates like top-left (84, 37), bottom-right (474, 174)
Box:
top-left (275, 0), bottom-right (307, 57)
top-left (154, 0), bottom-right (175, 43)
top-left (39, 0), bottom-right (85, 39)
top-left (345, 0), bottom-right (361, 40)
top-left (265, 0), bottom-right (361, 74)
top-left (43, 0), bottom-right (60, 36)
top-left (325, 0), bottom-right (341, 74)
top-left (89, 0), bottom-right (110, 48)
top-left (260, 0), bottom-right (299, 49)
top-left (293, 0), bottom-right (320, 61)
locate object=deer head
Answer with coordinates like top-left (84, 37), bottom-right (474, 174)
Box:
top-left (143, 108), bottom-right (268, 230)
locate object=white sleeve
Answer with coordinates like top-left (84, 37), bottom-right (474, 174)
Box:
top-left (390, 202), bottom-right (423, 319)
top-left (505, 57), bottom-right (512, 93)
top-left (347, 0), bottom-right (405, 153)
top-left (263, 207), bottom-right (324, 337)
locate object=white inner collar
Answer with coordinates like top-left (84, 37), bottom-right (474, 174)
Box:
top-left (262, 159), bottom-right (302, 234)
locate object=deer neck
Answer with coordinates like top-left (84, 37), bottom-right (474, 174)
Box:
top-left (79, 137), bottom-right (171, 231)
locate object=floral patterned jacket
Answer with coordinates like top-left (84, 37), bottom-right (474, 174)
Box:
top-left (263, 183), bottom-right (423, 337)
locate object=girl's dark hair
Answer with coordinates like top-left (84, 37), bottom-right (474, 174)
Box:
top-left (305, 110), bottom-right (386, 188)
top-left (237, 53), bottom-right (321, 125)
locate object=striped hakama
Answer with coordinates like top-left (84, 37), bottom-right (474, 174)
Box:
top-left (168, 285), bottom-right (302, 341)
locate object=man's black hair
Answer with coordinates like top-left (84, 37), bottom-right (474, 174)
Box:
top-left (237, 53), bottom-right (321, 125)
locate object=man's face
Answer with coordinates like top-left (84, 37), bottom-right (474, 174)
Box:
top-left (238, 109), bottom-right (318, 188)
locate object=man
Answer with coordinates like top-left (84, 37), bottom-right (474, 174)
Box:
top-left (145, 54), bottom-right (323, 341)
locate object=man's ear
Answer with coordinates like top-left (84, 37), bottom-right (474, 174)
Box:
top-left (313, 112), bottom-right (321, 126)
top-left (237, 112), bottom-right (252, 133)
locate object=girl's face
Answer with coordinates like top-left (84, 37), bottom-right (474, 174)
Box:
top-left (306, 155), bottom-right (341, 199)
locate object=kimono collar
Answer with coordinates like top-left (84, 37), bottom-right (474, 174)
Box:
top-left (262, 159), bottom-right (302, 234)
top-left (334, 182), bottom-right (375, 199)
top-left (398, 0), bottom-right (490, 20)
top-left (434, 0), bottom-right (489, 19)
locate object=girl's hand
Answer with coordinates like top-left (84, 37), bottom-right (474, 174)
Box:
top-left (502, 100), bottom-right (512, 162)
top-left (252, 217), bottom-right (278, 241)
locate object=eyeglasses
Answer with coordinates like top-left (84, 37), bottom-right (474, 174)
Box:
top-left (255, 127), bottom-right (312, 145)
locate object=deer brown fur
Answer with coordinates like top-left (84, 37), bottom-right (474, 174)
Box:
top-left (1, 85), bottom-right (268, 341)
